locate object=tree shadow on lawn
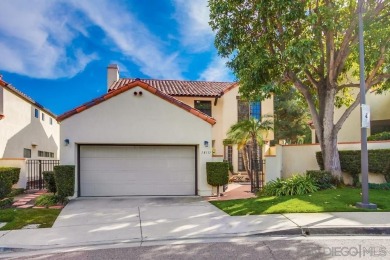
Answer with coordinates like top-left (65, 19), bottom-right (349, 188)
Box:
top-left (210, 187), bottom-right (390, 216)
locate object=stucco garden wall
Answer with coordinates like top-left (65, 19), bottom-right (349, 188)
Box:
top-left (265, 141), bottom-right (390, 184)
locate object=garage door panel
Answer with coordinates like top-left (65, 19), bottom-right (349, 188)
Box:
top-left (80, 145), bottom-right (196, 196)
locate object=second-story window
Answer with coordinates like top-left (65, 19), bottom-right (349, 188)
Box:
top-left (34, 108), bottom-right (39, 118)
top-left (194, 100), bottom-right (212, 117)
top-left (250, 102), bottom-right (261, 120)
top-left (41, 113), bottom-right (45, 121)
top-left (49, 117), bottom-right (53, 125)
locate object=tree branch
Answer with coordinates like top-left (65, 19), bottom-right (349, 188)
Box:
top-left (334, 94), bottom-right (361, 133)
top-left (366, 45), bottom-right (387, 88)
top-left (286, 71), bottom-right (322, 140)
top-left (305, 70), bottom-right (320, 88)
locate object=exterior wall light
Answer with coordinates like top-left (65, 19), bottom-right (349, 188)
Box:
top-left (64, 139), bottom-right (70, 146)
top-left (204, 141), bottom-right (209, 147)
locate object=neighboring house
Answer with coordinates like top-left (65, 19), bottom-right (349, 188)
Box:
top-left (336, 91), bottom-right (390, 142)
top-left (0, 76), bottom-right (60, 188)
top-left (107, 65), bottom-right (274, 174)
top-left (58, 65), bottom-right (274, 197)
top-left (310, 91), bottom-right (390, 143)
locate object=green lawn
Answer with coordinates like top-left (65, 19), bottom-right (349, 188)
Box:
top-left (0, 209), bottom-right (61, 230)
top-left (210, 188), bottom-right (390, 215)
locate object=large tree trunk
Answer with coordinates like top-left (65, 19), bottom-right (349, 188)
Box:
top-left (316, 89), bottom-right (342, 179)
top-left (320, 132), bottom-right (342, 179)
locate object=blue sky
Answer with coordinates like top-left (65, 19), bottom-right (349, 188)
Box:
top-left (0, 0), bottom-right (234, 115)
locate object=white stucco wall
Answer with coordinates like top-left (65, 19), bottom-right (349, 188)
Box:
top-left (0, 88), bottom-right (60, 159)
top-left (60, 86), bottom-right (214, 196)
top-left (266, 142), bottom-right (390, 184)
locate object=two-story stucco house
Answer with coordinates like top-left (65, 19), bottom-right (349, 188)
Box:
top-left (0, 76), bottom-right (60, 188)
top-left (107, 65), bottom-right (274, 174)
top-left (58, 65), bottom-right (274, 197)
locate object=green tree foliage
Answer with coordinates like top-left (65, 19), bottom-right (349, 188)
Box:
top-left (274, 88), bottom-right (311, 144)
top-left (209, 0), bottom-right (390, 177)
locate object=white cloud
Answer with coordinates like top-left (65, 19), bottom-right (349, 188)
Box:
top-left (0, 0), bottom-right (97, 79)
top-left (173, 0), bottom-right (214, 52)
top-left (69, 0), bottom-right (183, 79)
top-left (198, 56), bottom-right (234, 82)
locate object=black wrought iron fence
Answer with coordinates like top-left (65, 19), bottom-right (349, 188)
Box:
top-left (26, 160), bottom-right (60, 190)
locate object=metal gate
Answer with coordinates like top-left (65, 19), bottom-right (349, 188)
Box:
top-left (26, 160), bottom-right (60, 190)
top-left (247, 146), bottom-right (265, 193)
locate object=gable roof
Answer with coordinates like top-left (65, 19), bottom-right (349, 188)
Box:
top-left (109, 78), bottom-right (238, 97)
top-left (58, 79), bottom-right (216, 125)
top-left (0, 76), bottom-right (57, 118)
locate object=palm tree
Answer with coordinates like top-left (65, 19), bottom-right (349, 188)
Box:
top-left (226, 116), bottom-right (273, 191)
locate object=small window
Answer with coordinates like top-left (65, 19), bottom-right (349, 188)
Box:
top-left (38, 150), bottom-right (44, 157)
top-left (49, 117), bottom-right (53, 125)
top-left (226, 146), bottom-right (233, 167)
top-left (371, 120), bottom-right (390, 135)
top-left (23, 148), bottom-right (31, 158)
top-left (34, 109), bottom-right (39, 118)
top-left (44, 151), bottom-right (50, 157)
top-left (41, 113), bottom-right (45, 121)
top-left (50, 152), bottom-right (54, 158)
top-left (194, 100), bottom-right (212, 117)
top-left (238, 150), bottom-right (245, 171)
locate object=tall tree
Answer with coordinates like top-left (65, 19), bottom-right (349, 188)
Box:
top-left (226, 117), bottom-right (273, 189)
top-left (274, 88), bottom-right (311, 144)
top-left (209, 0), bottom-right (390, 177)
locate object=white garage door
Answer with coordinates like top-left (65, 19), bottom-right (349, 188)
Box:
top-left (79, 145), bottom-right (196, 196)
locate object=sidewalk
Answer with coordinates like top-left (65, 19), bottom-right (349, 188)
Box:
top-left (0, 184), bottom-right (389, 253)
top-left (1, 209), bottom-right (390, 252)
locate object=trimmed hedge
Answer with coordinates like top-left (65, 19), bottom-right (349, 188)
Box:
top-left (43, 171), bottom-right (57, 193)
top-left (206, 162), bottom-right (229, 186)
top-left (54, 165), bottom-right (75, 198)
top-left (306, 170), bottom-right (334, 190)
top-left (0, 167), bottom-right (20, 199)
top-left (368, 183), bottom-right (390, 190)
top-left (316, 149), bottom-right (390, 184)
top-left (368, 131), bottom-right (390, 141)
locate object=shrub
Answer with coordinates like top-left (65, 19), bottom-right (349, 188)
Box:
top-left (306, 170), bottom-right (334, 190)
top-left (43, 171), bottom-right (57, 193)
top-left (7, 188), bottom-right (25, 197)
top-left (206, 162), bottom-right (229, 195)
top-left (35, 194), bottom-right (67, 207)
top-left (368, 131), bottom-right (390, 141)
top-left (0, 167), bottom-right (20, 185)
top-left (368, 183), bottom-right (390, 190)
top-left (316, 149), bottom-right (390, 184)
top-left (0, 167), bottom-right (20, 199)
top-left (54, 165), bottom-right (75, 198)
top-left (0, 198), bottom-right (13, 209)
top-left (262, 175), bottom-right (318, 196)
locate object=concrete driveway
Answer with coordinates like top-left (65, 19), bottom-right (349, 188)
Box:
top-left (52, 197), bottom-right (227, 242)
top-left (52, 196), bottom-right (296, 242)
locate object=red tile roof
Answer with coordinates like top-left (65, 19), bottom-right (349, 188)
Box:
top-left (0, 76), bottom-right (57, 118)
top-left (58, 79), bottom-right (216, 125)
top-left (109, 78), bottom-right (237, 97)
